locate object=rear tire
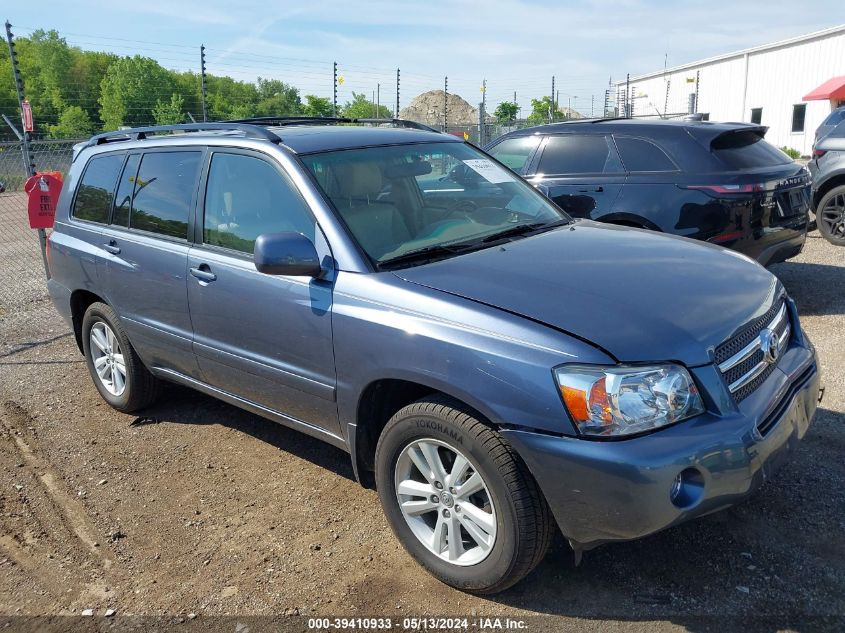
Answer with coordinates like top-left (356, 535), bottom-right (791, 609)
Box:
top-left (816, 185), bottom-right (845, 246)
top-left (81, 302), bottom-right (160, 413)
top-left (375, 395), bottom-right (554, 594)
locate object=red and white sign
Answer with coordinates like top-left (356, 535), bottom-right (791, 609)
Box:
top-left (24, 172), bottom-right (63, 229)
top-left (21, 99), bottom-right (34, 133)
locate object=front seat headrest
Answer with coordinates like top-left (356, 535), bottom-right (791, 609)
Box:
top-left (335, 163), bottom-right (383, 198)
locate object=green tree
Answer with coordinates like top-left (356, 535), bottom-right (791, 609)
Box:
top-left (527, 96), bottom-right (566, 124)
top-left (47, 106), bottom-right (93, 138)
top-left (99, 56), bottom-right (176, 129)
top-left (255, 78), bottom-right (301, 116)
top-left (342, 92), bottom-right (391, 119)
top-left (494, 102), bottom-right (519, 124)
top-left (303, 95), bottom-right (334, 117)
top-left (153, 93), bottom-right (185, 125)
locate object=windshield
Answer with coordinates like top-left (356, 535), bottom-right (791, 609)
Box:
top-left (300, 141), bottom-right (568, 267)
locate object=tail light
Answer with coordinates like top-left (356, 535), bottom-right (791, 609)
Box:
top-left (682, 183), bottom-right (764, 195)
top-left (813, 148), bottom-right (826, 158)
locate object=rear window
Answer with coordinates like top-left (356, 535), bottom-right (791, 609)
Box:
top-left (614, 137), bottom-right (678, 172)
top-left (711, 131), bottom-right (793, 169)
top-left (537, 135), bottom-right (623, 175)
top-left (487, 136), bottom-right (541, 172)
top-left (73, 153), bottom-right (124, 224)
top-left (822, 108), bottom-right (845, 126)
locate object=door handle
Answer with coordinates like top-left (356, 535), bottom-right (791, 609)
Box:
top-left (189, 265), bottom-right (217, 283)
top-left (577, 186), bottom-right (604, 193)
top-left (102, 240), bottom-right (121, 255)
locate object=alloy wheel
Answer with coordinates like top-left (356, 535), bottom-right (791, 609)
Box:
top-left (89, 322), bottom-right (126, 396)
top-left (821, 192), bottom-right (845, 239)
top-left (394, 438), bottom-right (497, 566)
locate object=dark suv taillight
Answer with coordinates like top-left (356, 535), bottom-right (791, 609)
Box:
top-left (682, 184), bottom-right (763, 195)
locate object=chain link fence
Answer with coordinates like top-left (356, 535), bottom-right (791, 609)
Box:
top-left (0, 139), bottom-right (80, 320)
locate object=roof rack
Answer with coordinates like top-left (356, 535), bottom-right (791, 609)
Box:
top-left (225, 116), bottom-right (440, 133)
top-left (83, 122), bottom-right (282, 148)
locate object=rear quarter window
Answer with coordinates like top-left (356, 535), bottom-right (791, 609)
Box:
top-left (711, 131), bottom-right (793, 169)
top-left (614, 136), bottom-right (678, 172)
top-left (72, 153), bottom-right (124, 224)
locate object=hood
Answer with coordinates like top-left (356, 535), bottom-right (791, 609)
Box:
top-left (393, 222), bottom-right (781, 366)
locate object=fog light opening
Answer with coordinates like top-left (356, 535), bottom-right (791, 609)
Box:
top-left (670, 468), bottom-right (705, 509)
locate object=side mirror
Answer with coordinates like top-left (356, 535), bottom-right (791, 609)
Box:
top-left (254, 232), bottom-right (322, 277)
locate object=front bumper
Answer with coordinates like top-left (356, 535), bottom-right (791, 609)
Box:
top-left (502, 347), bottom-right (820, 551)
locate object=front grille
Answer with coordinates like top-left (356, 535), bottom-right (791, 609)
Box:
top-left (716, 298), bottom-right (790, 402)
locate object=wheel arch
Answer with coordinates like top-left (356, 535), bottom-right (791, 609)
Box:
top-left (69, 289), bottom-right (106, 353)
top-left (813, 172), bottom-right (845, 210)
top-left (352, 377), bottom-right (499, 487)
top-left (598, 212), bottom-right (662, 231)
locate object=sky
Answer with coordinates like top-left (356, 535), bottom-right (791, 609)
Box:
top-left (7, 1), bottom-right (845, 116)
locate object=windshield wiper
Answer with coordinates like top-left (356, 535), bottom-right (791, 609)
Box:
top-left (479, 219), bottom-right (570, 244)
top-left (377, 242), bottom-right (478, 270)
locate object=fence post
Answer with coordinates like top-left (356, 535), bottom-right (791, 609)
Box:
top-left (694, 70), bottom-right (700, 114)
top-left (200, 45), bottom-right (208, 122)
top-left (5, 21), bottom-right (50, 280)
top-left (333, 61), bottom-right (338, 117)
top-left (443, 76), bottom-right (448, 130)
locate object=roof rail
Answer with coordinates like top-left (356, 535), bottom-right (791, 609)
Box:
top-left (226, 116), bottom-right (440, 133)
top-left (83, 122), bottom-right (282, 148)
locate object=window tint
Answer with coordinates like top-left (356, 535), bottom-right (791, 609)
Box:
top-left (129, 151), bottom-right (201, 239)
top-left (791, 104), bottom-right (806, 133)
top-left (487, 136), bottom-right (542, 172)
top-left (711, 131), bottom-right (793, 169)
top-left (750, 108), bottom-right (762, 124)
top-left (537, 135), bottom-right (623, 175)
top-left (111, 154), bottom-right (140, 227)
top-left (822, 108), bottom-right (845, 126)
top-left (73, 154), bottom-right (123, 224)
top-left (203, 153), bottom-right (315, 254)
top-left (615, 137), bottom-right (678, 172)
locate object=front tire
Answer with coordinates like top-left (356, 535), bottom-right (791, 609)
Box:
top-left (81, 302), bottom-right (160, 413)
top-left (375, 396), bottom-right (553, 594)
top-left (817, 185), bottom-right (845, 246)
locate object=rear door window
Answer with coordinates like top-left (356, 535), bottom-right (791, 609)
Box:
top-left (615, 136), bottom-right (678, 172)
top-left (129, 151), bottom-right (202, 239)
top-left (111, 154), bottom-right (140, 228)
top-left (537, 135), bottom-right (623, 175)
top-left (487, 136), bottom-right (542, 172)
top-left (711, 131), bottom-right (793, 169)
top-left (72, 153), bottom-right (124, 224)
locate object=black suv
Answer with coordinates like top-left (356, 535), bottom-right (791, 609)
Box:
top-left (485, 119), bottom-right (811, 265)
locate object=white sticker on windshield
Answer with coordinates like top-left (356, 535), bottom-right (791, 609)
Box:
top-left (462, 159), bottom-right (513, 184)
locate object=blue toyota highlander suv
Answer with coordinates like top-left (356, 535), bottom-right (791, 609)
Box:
top-left (47, 119), bottom-right (821, 594)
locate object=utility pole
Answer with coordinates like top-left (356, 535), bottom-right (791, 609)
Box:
top-left (444, 76), bottom-right (448, 130)
top-left (377, 83), bottom-right (380, 118)
top-left (200, 45), bottom-right (208, 122)
top-left (551, 75), bottom-right (555, 122)
top-left (333, 61), bottom-right (338, 117)
top-left (591, 94), bottom-right (594, 117)
top-left (626, 73), bottom-right (631, 118)
top-left (396, 68), bottom-right (400, 118)
top-left (5, 21), bottom-right (49, 279)
top-left (513, 91), bottom-right (517, 106)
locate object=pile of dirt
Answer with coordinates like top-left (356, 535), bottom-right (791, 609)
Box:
top-left (400, 90), bottom-right (478, 126)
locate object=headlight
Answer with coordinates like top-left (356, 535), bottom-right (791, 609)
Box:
top-left (554, 364), bottom-right (705, 437)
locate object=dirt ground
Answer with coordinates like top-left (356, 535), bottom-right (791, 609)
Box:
top-left (0, 231), bottom-right (843, 632)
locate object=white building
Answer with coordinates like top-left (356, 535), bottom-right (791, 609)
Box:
top-left (615, 25), bottom-right (845, 156)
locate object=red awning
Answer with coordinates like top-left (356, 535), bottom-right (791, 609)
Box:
top-left (803, 76), bottom-right (845, 101)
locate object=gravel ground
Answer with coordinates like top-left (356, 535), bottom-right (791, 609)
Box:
top-left (0, 231), bottom-right (843, 631)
